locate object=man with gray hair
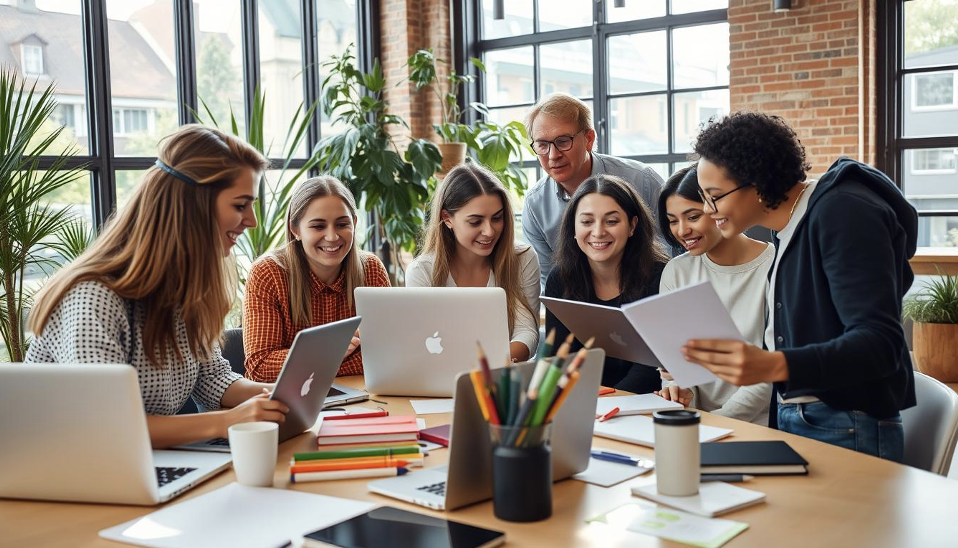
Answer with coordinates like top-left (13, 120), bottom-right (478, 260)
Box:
top-left (522, 93), bottom-right (675, 287)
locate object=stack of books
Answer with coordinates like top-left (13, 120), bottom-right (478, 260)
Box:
top-left (289, 415), bottom-right (423, 483)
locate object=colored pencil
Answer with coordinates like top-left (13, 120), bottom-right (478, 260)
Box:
top-left (497, 359), bottom-right (510, 422)
top-left (543, 370), bottom-right (580, 424)
top-left (290, 467), bottom-right (408, 483)
top-left (469, 370), bottom-right (492, 422)
top-left (536, 328), bottom-right (556, 362)
top-left (290, 458), bottom-right (411, 474)
top-left (530, 361), bottom-right (564, 426)
top-left (506, 365), bottom-right (521, 425)
top-left (294, 446), bottom-right (421, 461)
top-left (476, 342), bottom-right (493, 387)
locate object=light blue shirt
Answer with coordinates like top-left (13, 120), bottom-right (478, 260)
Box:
top-left (521, 152), bottom-right (670, 287)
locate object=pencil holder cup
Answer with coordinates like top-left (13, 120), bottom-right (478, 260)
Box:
top-left (488, 422), bottom-right (553, 522)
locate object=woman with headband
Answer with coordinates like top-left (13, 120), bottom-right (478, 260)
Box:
top-left (26, 125), bottom-right (289, 448)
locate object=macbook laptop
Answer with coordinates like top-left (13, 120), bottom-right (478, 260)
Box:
top-left (541, 296), bottom-right (661, 367)
top-left (367, 348), bottom-right (605, 510)
top-left (181, 316), bottom-right (365, 451)
top-left (0, 362), bottom-right (231, 505)
top-left (355, 287), bottom-right (510, 397)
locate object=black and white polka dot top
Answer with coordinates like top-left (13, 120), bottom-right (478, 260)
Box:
top-left (25, 280), bottom-right (241, 415)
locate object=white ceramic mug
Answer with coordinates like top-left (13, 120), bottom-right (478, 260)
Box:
top-left (228, 422), bottom-right (279, 487)
top-left (653, 410), bottom-right (701, 496)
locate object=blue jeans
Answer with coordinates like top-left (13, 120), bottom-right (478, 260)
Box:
top-left (777, 401), bottom-right (904, 463)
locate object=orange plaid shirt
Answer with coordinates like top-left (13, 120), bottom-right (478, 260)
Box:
top-left (242, 252), bottom-right (390, 382)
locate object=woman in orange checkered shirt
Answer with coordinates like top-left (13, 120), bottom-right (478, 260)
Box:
top-left (242, 176), bottom-right (389, 382)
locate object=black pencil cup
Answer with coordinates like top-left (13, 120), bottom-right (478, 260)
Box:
top-left (488, 423), bottom-right (552, 522)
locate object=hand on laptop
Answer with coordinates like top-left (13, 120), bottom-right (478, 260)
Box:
top-left (221, 391), bottom-right (289, 435)
top-left (345, 330), bottom-right (361, 357)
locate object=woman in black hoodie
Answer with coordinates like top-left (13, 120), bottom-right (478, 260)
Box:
top-left (682, 111), bottom-right (917, 462)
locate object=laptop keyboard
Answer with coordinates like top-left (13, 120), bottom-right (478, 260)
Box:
top-left (207, 437), bottom-right (230, 446)
top-left (416, 481), bottom-right (447, 497)
top-left (156, 466), bottom-right (197, 487)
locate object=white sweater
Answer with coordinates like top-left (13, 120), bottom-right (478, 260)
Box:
top-left (405, 246), bottom-right (540, 356)
top-left (660, 244), bottom-right (776, 425)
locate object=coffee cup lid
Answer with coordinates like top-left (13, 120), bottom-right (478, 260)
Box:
top-left (652, 409), bottom-right (701, 425)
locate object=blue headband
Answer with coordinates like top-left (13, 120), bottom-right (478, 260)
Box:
top-left (154, 159), bottom-right (199, 187)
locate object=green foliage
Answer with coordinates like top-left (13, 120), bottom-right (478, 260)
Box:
top-left (905, 0), bottom-right (958, 56)
top-left (0, 69), bottom-right (87, 361)
top-left (197, 34), bottom-right (241, 132)
top-left (405, 49), bottom-right (530, 196)
top-left (53, 219), bottom-right (94, 264)
top-left (317, 45), bottom-right (442, 255)
top-left (903, 268), bottom-right (958, 324)
top-left (193, 85), bottom-right (325, 280)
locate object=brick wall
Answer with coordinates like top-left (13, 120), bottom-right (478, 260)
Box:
top-left (379, 0), bottom-right (452, 145)
top-left (729, 0), bottom-right (877, 175)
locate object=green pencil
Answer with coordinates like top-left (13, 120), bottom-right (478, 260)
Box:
top-left (530, 362), bottom-right (564, 426)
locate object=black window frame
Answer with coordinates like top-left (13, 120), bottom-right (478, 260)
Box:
top-left (30, 0), bottom-right (377, 230)
top-left (877, 0), bottom-right (958, 246)
top-left (455, 0), bottom-right (729, 180)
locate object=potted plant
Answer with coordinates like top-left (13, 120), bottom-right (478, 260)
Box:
top-left (406, 48), bottom-right (530, 195)
top-left (316, 45), bottom-right (443, 278)
top-left (903, 268), bottom-right (958, 382)
top-left (0, 68), bottom-right (87, 361)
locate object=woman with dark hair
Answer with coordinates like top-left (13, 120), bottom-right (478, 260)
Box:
top-left (407, 162), bottom-right (539, 362)
top-left (682, 111), bottom-right (917, 461)
top-left (545, 173), bottom-right (667, 392)
top-left (654, 165), bottom-right (773, 425)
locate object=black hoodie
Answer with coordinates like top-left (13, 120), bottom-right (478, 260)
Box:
top-left (768, 158), bottom-right (918, 425)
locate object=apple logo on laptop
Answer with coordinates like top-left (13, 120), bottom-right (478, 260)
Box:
top-left (425, 331), bottom-right (444, 354)
top-left (301, 372), bottom-right (314, 397)
top-left (609, 332), bottom-right (627, 346)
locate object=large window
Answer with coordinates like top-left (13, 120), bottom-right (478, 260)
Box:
top-left (469, 0), bottom-right (729, 189)
top-left (3, 0), bottom-right (371, 229)
top-left (879, 0), bottom-right (958, 249)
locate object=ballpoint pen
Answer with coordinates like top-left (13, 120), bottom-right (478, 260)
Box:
top-left (590, 450), bottom-right (654, 468)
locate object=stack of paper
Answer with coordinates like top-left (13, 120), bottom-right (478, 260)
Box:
top-left (99, 483), bottom-right (375, 548)
top-left (316, 415), bottom-right (419, 446)
top-left (631, 481), bottom-right (766, 517)
top-left (592, 414), bottom-right (733, 447)
top-left (595, 394), bottom-right (684, 417)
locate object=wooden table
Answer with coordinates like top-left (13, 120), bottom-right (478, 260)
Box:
top-left (3, 376), bottom-right (958, 548)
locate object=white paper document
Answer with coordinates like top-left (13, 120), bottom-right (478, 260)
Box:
top-left (631, 480), bottom-right (766, 518)
top-left (99, 483), bottom-right (375, 548)
top-left (587, 502), bottom-right (749, 548)
top-left (595, 394), bottom-right (684, 417)
top-left (623, 281), bottom-right (740, 388)
top-left (592, 415), bottom-right (733, 447)
top-left (573, 451), bottom-right (654, 487)
top-left (410, 399), bottom-right (455, 415)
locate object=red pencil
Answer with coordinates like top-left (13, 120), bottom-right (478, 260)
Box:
top-left (597, 407), bottom-right (620, 422)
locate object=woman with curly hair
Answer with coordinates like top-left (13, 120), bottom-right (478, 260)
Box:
top-left (682, 111), bottom-right (917, 461)
top-left (545, 174), bottom-right (668, 393)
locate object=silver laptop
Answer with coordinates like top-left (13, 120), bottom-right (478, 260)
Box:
top-left (355, 287), bottom-right (510, 397)
top-left (0, 363), bottom-right (231, 505)
top-left (541, 296), bottom-right (661, 367)
top-left (367, 348), bottom-right (604, 510)
top-left (178, 316), bottom-right (366, 452)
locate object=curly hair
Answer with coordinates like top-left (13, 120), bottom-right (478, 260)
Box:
top-left (692, 111), bottom-right (810, 210)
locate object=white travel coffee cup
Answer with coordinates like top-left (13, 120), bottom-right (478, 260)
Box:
top-left (653, 410), bottom-right (701, 496)
top-left (228, 421), bottom-right (279, 487)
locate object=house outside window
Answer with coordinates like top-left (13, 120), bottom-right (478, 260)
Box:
top-left (21, 44), bottom-right (43, 75)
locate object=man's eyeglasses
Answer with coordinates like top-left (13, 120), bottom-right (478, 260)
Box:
top-left (698, 183), bottom-right (751, 211)
top-left (530, 130), bottom-right (584, 156)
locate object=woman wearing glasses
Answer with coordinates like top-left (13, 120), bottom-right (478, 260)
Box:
top-left (682, 111), bottom-right (917, 461)
top-left (544, 173), bottom-right (668, 393)
top-left (653, 165), bottom-right (773, 425)
top-left (520, 93), bottom-right (669, 287)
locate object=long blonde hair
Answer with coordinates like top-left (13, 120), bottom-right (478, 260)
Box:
top-left (29, 124), bottom-right (269, 366)
top-left (420, 162), bottom-right (534, 333)
top-left (272, 176), bottom-right (367, 326)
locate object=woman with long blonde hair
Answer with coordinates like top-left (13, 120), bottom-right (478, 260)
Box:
top-left (406, 162), bottom-right (539, 362)
top-left (242, 176), bottom-right (389, 382)
top-left (26, 124), bottom-right (289, 448)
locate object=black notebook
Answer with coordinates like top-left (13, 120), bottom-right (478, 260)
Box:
top-left (304, 506), bottom-right (505, 548)
top-left (700, 440), bottom-right (809, 475)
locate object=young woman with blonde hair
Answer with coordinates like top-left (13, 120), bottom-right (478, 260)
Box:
top-left (406, 162), bottom-right (539, 362)
top-left (243, 176), bottom-right (389, 382)
top-left (26, 124), bottom-right (289, 449)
